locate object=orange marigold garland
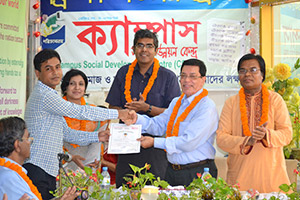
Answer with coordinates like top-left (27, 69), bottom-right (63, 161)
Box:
top-left (0, 158), bottom-right (42, 200)
top-left (63, 96), bottom-right (88, 133)
top-left (124, 58), bottom-right (160, 103)
top-left (166, 89), bottom-right (208, 137)
top-left (63, 96), bottom-right (95, 148)
top-left (239, 84), bottom-right (269, 136)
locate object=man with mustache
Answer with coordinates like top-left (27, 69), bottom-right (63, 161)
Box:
top-left (24, 49), bottom-right (135, 199)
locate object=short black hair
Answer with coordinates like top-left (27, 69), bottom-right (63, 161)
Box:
top-left (180, 58), bottom-right (207, 77)
top-left (34, 48), bottom-right (61, 71)
top-left (133, 29), bottom-right (159, 50)
top-left (61, 69), bottom-right (88, 96)
top-left (0, 117), bottom-right (26, 157)
top-left (237, 54), bottom-right (266, 82)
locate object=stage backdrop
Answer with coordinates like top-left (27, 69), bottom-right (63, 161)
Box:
top-left (0, 0), bottom-right (27, 118)
top-left (41, 0), bottom-right (250, 90)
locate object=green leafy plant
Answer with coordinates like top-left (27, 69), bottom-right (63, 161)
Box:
top-left (51, 166), bottom-right (114, 199)
top-left (123, 163), bottom-right (169, 191)
top-left (122, 163), bottom-right (169, 199)
top-left (184, 174), bottom-right (241, 200)
top-left (264, 59), bottom-right (300, 158)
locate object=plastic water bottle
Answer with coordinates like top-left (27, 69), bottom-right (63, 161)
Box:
top-left (201, 167), bottom-right (212, 187)
top-left (101, 167), bottom-right (110, 199)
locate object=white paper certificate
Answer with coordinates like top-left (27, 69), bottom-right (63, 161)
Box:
top-left (107, 123), bottom-right (142, 154)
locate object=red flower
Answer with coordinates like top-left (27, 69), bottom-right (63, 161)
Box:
top-left (196, 173), bottom-right (201, 178)
top-left (233, 182), bottom-right (240, 189)
top-left (144, 163), bottom-right (151, 170)
top-left (294, 169), bottom-right (299, 174)
top-left (56, 175), bottom-right (60, 181)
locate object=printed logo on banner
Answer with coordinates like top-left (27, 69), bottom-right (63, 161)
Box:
top-left (41, 11), bottom-right (65, 49)
top-left (42, 27), bottom-right (65, 49)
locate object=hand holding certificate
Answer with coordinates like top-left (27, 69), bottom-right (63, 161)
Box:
top-left (107, 123), bottom-right (142, 154)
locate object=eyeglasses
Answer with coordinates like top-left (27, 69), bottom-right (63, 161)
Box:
top-left (238, 67), bottom-right (260, 75)
top-left (135, 43), bottom-right (155, 49)
top-left (180, 74), bottom-right (202, 80)
top-left (20, 137), bottom-right (34, 144)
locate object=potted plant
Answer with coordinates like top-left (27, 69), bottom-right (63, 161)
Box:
top-left (51, 166), bottom-right (114, 200)
top-left (264, 58), bottom-right (300, 159)
top-left (122, 163), bottom-right (169, 200)
top-left (183, 173), bottom-right (241, 200)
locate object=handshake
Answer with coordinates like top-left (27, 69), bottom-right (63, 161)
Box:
top-left (118, 109), bottom-right (137, 125)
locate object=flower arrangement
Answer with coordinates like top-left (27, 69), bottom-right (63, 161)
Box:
top-left (122, 163), bottom-right (169, 199)
top-left (51, 166), bottom-right (115, 200)
top-left (184, 174), bottom-right (241, 200)
top-left (264, 58), bottom-right (300, 158)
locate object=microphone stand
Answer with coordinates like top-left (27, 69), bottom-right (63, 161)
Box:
top-left (57, 154), bottom-right (89, 200)
top-left (58, 154), bottom-right (74, 197)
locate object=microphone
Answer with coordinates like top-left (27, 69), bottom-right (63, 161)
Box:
top-left (57, 153), bottom-right (72, 162)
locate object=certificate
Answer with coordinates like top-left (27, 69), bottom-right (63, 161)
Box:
top-left (107, 123), bottom-right (142, 154)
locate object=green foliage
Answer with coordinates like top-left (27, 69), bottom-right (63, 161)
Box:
top-left (185, 176), bottom-right (241, 200)
top-left (122, 163), bottom-right (169, 191)
top-left (51, 166), bottom-right (117, 200)
top-left (295, 58), bottom-right (300, 70)
top-left (266, 58), bottom-right (300, 158)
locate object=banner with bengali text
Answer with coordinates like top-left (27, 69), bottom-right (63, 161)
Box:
top-left (0, 0), bottom-right (27, 118)
top-left (41, 0), bottom-right (250, 90)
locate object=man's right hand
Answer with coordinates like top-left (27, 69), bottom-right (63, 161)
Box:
top-left (60, 186), bottom-right (80, 200)
top-left (118, 109), bottom-right (137, 125)
top-left (72, 155), bottom-right (86, 169)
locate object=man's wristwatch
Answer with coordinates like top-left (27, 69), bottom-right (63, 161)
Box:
top-left (146, 104), bottom-right (152, 114)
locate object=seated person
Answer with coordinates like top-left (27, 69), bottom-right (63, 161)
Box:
top-left (0, 117), bottom-right (79, 200)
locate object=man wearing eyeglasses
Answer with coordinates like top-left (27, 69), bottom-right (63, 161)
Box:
top-left (0, 117), bottom-right (79, 200)
top-left (216, 54), bottom-right (292, 193)
top-left (133, 58), bottom-right (219, 186)
top-left (106, 29), bottom-right (181, 187)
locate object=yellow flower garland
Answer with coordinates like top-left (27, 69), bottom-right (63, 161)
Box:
top-left (239, 84), bottom-right (269, 136)
top-left (166, 89), bottom-right (208, 137)
top-left (0, 158), bottom-right (42, 200)
top-left (124, 58), bottom-right (160, 103)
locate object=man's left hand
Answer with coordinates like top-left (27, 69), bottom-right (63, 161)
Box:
top-left (138, 136), bottom-right (154, 148)
top-left (252, 122), bottom-right (268, 141)
top-left (98, 130), bottom-right (110, 142)
top-left (125, 94), bottom-right (149, 113)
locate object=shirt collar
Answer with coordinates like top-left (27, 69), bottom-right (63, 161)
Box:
top-left (182, 88), bottom-right (204, 104)
top-left (38, 80), bottom-right (58, 94)
top-left (134, 62), bottom-right (154, 77)
top-left (245, 88), bottom-right (262, 99)
top-left (1, 157), bottom-right (27, 174)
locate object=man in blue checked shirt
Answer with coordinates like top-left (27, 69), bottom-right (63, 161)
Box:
top-left (24, 49), bottom-right (135, 200)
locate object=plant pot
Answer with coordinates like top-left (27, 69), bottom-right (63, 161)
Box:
top-left (291, 148), bottom-right (300, 161)
top-left (129, 189), bottom-right (141, 200)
